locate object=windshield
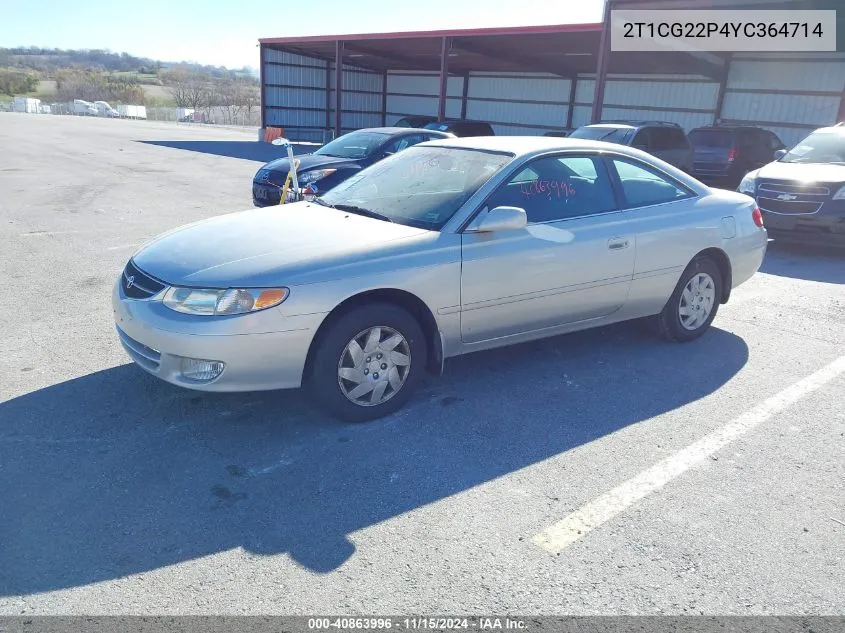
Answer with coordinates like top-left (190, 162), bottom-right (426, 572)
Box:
top-left (779, 131), bottom-right (845, 164)
top-left (568, 127), bottom-right (634, 144)
top-left (315, 131), bottom-right (389, 159)
top-left (317, 145), bottom-right (514, 230)
top-left (689, 129), bottom-right (733, 148)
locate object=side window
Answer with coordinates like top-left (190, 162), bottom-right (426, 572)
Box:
top-left (650, 128), bottom-right (672, 151)
top-left (670, 128), bottom-right (690, 148)
top-left (485, 155), bottom-right (616, 223)
top-left (611, 158), bottom-right (692, 207)
top-left (631, 128), bottom-right (651, 150)
top-left (767, 131), bottom-right (785, 151)
top-left (385, 135), bottom-right (423, 154)
top-left (737, 130), bottom-right (756, 149)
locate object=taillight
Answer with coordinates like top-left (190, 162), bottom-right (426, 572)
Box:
top-left (752, 206), bottom-right (764, 228)
top-left (727, 148), bottom-right (737, 162)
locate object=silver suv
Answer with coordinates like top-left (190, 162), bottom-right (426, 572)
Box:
top-left (569, 121), bottom-right (694, 172)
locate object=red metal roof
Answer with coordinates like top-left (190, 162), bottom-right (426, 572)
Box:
top-left (259, 22), bottom-right (603, 45)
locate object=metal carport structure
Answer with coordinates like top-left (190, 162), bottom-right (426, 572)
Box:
top-left (258, 0), bottom-right (845, 145)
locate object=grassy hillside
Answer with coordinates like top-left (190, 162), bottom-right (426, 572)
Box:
top-left (1, 47), bottom-right (256, 106)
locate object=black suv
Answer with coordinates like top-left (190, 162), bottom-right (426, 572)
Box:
top-left (424, 120), bottom-right (495, 137)
top-left (738, 123), bottom-right (845, 247)
top-left (690, 125), bottom-right (785, 187)
top-left (569, 121), bottom-right (693, 172)
top-left (393, 115), bottom-right (437, 128)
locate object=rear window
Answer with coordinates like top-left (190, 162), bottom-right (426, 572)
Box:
top-left (689, 129), bottom-right (734, 148)
top-left (569, 127), bottom-right (634, 144)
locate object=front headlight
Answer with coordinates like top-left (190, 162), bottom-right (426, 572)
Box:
top-left (297, 168), bottom-right (336, 185)
top-left (832, 185), bottom-right (845, 200)
top-left (163, 287), bottom-right (289, 316)
top-left (738, 173), bottom-right (757, 195)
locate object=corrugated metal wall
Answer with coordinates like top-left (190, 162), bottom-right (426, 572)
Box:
top-left (263, 48), bottom-right (328, 140)
top-left (465, 72), bottom-right (570, 135)
top-left (263, 48), bottom-right (385, 141)
top-left (574, 74), bottom-right (720, 131)
top-left (329, 63), bottom-right (383, 133)
top-left (384, 71), bottom-right (572, 135)
top-left (263, 47), bottom-right (845, 146)
top-left (720, 53), bottom-right (845, 147)
top-left (385, 71), bottom-right (463, 123)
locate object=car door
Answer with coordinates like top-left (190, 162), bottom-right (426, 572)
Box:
top-left (459, 154), bottom-right (635, 344)
top-left (606, 157), bottom-right (701, 315)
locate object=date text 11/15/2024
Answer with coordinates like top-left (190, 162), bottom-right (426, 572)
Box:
top-left (307, 617), bottom-right (528, 630)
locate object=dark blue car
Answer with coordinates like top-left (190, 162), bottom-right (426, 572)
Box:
top-left (252, 127), bottom-right (452, 207)
top-left (738, 123), bottom-right (845, 248)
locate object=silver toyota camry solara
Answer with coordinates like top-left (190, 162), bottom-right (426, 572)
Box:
top-left (113, 136), bottom-right (767, 421)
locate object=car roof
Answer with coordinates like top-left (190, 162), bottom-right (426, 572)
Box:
top-left (582, 121), bottom-right (682, 130)
top-left (691, 125), bottom-right (764, 132)
top-left (427, 120), bottom-right (491, 126)
top-left (420, 135), bottom-right (658, 157)
top-left (811, 123), bottom-right (845, 135)
top-left (348, 126), bottom-right (450, 136)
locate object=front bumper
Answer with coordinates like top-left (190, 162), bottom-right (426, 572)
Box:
top-left (252, 182), bottom-right (282, 207)
top-left (112, 281), bottom-right (325, 392)
top-left (760, 204), bottom-right (845, 248)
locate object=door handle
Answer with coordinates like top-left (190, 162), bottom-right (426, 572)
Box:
top-left (607, 238), bottom-right (630, 250)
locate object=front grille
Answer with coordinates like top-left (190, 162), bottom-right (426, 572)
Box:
top-left (759, 182), bottom-right (830, 196)
top-left (121, 260), bottom-right (166, 299)
top-left (757, 196), bottom-right (823, 215)
top-left (117, 327), bottom-right (161, 372)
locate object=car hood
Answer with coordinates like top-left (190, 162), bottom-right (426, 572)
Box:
top-left (259, 153), bottom-right (357, 177)
top-left (132, 203), bottom-right (435, 288)
top-left (756, 161), bottom-right (845, 183)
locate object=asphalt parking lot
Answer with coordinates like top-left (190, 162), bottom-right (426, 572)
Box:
top-left (0, 112), bottom-right (843, 615)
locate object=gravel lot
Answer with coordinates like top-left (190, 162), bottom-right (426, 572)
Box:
top-left (0, 113), bottom-right (843, 615)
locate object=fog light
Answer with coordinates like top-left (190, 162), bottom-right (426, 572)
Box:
top-left (180, 358), bottom-right (225, 382)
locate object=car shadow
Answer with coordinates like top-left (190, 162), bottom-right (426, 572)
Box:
top-left (138, 140), bottom-right (317, 163)
top-left (761, 241), bottom-right (844, 284)
top-left (0, 322), bottom-right (748, 595)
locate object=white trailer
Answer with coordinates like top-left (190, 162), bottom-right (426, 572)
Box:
top-left (116, 105), bottom-right (147, 120)
top-left (13, 97), bottom-right (41, 114)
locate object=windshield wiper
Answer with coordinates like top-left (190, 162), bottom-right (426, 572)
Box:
top-left (332, 203), bottom-right (394, 223)
top-left (313, 198), bottom-right (393, 222)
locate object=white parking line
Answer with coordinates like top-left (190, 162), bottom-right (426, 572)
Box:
top-left (532, 354), bottom-right (845, 555)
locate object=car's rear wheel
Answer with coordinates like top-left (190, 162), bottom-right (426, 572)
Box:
top-left (308, 303), bottom-right (426, 422)
top-left (658, 258), bottom-right (722, 342)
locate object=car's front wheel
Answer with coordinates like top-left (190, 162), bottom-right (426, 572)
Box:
top-left (308, 303), bottom-right (426, 422)
top-left (658, 257), bottom-right (722, 342)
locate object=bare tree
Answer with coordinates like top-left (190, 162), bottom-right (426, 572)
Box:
top-left (163, 69), bottom-right (208, 111)
top-left (219, 79), bottom-right (247, 124)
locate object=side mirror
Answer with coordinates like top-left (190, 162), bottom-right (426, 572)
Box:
top-left (271, 137), bottom-right (289, 146)
top-left (773, 148), bottom-right (787, 160)
top-left (467, 206), bottom-right (527, 233)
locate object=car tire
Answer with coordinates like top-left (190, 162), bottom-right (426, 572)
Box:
top-left (657, 257), bottom-right (723, 343)
top-left (307, 302), bottom-right (426, 422)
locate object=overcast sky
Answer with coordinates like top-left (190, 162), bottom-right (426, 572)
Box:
top-left (1, 0), bottom-right (605, 69)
